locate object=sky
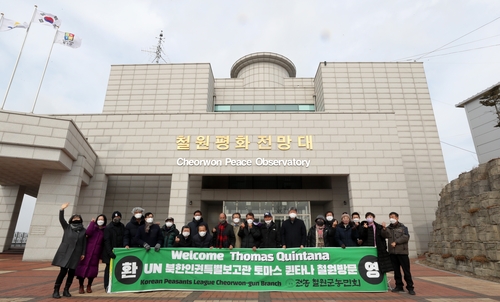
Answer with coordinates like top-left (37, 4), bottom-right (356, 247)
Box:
top-left (1, 1), bottom-right (499, 232)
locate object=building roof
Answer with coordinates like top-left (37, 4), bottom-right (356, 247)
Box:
top-left (456, 81), bottom-right (500, 108)
top-left (230, 52), bottom-right (296, 78)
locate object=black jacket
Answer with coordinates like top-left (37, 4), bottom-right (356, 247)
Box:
top-left (192, 233), bottom-right (213, 248)
top-left (187, 217), bottom-right (209, 237)
top-left (102, 220), bottom-right (125, 264)
top-left (306, 225), bottom-right (332, 247)
top-left (161, 224), bottom-right (180, 247)
top-left (124, 216), bottom-right (145, 247)
top-left (135, 223), bottom-right (163, 247)
top-left (173, 234), bottom-right (192, 247)
top-left (259, 222), bottom-right (281, 248)
top-left (359, 221), bottom-right (393, 273)
top-left (212, 222), bottom-right (236, 248)
top-left (281, 218), bottom-right (307, 248)
top-left (238, 222), bottom-right (261, 248)
top-left (52, 210), bottom-right (87, 269)
top-left (334, 222), bottom-right (358, 247)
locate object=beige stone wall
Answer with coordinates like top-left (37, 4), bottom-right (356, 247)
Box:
top-left (427, 158), bottom-right (500, 278)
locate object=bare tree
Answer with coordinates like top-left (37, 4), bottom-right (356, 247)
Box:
top-left (479, 86), bottom-right (500, 128)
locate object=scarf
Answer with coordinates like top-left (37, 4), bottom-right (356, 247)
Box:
top-left (215, 222), bottom-right (228, 248)
top-left (145, 222), bottom-right (153, 233)
top-left (316, 225), bottom-right (325, 247)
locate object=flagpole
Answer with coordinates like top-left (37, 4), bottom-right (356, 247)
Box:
top-left (1, 5), bottom-right (38, 111)
top-left (31, 27), bottom-right (58, 113)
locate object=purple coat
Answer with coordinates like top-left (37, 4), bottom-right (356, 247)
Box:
top-left (75, 221), bottom-right (105, 278)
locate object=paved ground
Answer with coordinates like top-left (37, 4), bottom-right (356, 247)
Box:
top-left (1, 253), bottom-right (499, 302)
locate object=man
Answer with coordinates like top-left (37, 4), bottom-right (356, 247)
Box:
top-left (324, 210), bottom-right (338, 247)
top-left (124, 207), bottom-right (145, 248)
top-left (212, 213), bottom-right (235, 249)
top-left (187, 210), bottom-right (209, 237)
top-left (281, 207), bottom-right (307, 248)
top-left (259, 212), bottom-right (281, 248)
top-left (135, 212), bottom-right (163, 252)
top-left (381, 212), bottom-right (415, 295)
top-left (231, 213), bottom-right (242, 248)
top-left (238, 212), bottom-right (261, 250)
top-left (192, 225), bottom-right (213, 248)
top-left (161, 217), bottom-right (179, 247)
top-left (102, 211), bottom-right (125, 292)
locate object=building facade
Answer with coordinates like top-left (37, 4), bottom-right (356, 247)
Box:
top-left (0, 52), bottom-right (448, 259)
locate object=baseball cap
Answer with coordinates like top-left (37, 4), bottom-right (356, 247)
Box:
top-left (264, 212), bottom-right (272, 217)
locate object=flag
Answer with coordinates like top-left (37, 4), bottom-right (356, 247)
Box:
top-left (0, 18), bottom-right (28, 31)
top-left (33, 9), bottom-right (61, 28)
top-left (54, 30), bottom-right (82, 48)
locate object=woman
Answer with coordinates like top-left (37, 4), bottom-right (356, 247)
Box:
top-left (51, 202), bottom-right (87, 299)
top-left (334, 213), bottom-right (358, 248)
top-left (174, 226), bottom-right (192, 247)
top-left (75, 214), bottom-right (107, 294)
top-left (307, 215), bottom-right (330, 247)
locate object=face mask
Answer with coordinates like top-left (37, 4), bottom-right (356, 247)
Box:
top-left (166, 222), bottom-right (173, 227)
top-left (265, 220), bottom-right (272, 225)
top-left (134, 213), bottom-right (142, 219)
top-left (289, 213), bottom-right (297, 219)
top-left (194, 215), bottom-right (201, 221)
top-left (233, 218), bottom-right (240, 224)
top-left (389, 218), bottom-right (397, 224)
top-left (199, 231), bottom-right (207, 237)
top-left (316, 220), bottom-right (324, 226)
top-left (326, 216), bottom-right (333, 221)
top-left (113, 217), bottom-right (121, 223)
top-left (182, 232), bottom-right (190, 237)
top-left (219, 219), bottom-right (226, 223)
top-left (97, 220), bottom-right (105, 226)
top-left (72, 220), bottom-right (82, 224)
top-left (247, 219), bottom-right (253, 224)
top-left (146, 218), bottom-right (154, 223)
top-left (352, 218), bottom-right (360, 223)
top-left (366, 218), bottom-right (374, 223)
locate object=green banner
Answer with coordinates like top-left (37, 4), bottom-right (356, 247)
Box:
top-left (109, 247), bottom-right (387, 293)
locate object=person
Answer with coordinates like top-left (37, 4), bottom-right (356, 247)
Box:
top-left (334, 213), bottom-right (358, 248)
top-left (358, 212), bottom-right (393, 274)
top-left (381, 212), bottom-right (415, 295)
top-left (51, 202), bottom-right (87, 299)
top-left (124, 207), bottom-right (145, 248)
top-left (102, 210), bottom-right (125, 292)
top-left (324, 211), bottom-right (338, 246)
top-left (75, 214), bottom-right (107, 294)
top-left (161, 217), bottom-right (179, 247)
top-left (259, 212), bottom-right (281, 248)
top-left (238, 212), bottom-right (261, 250)
top-left (192, 225), bottom-right (213, 248)
top-left (212, 213), bottom-right (235, 249)
top-left (281, 207), bottom-right (307, 248)
top-left (351, 212), bottom-right (363, 245)
top-left (231, 213), bottom-right (242, 248)
top-left (187, 210), bottom-right (209, 237)
top-left (135, 212), bottom-right (163, 252)
top-left (307, 215), bottom-right (331, 247)
top-left (174, 225), bottom-right (192, 247)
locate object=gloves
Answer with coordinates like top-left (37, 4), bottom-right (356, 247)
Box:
top-left (143, 243), bottom-right (151, 251)
top-left (154, 243), bottom-right (161, 252)
top-left (110, 252), bottom-right (117, 259)
top-left (341, 244), bottom-right (346, 249)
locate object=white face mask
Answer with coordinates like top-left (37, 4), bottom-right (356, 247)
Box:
top-left (97, 220), bottom-right (105, 226)
top-left (194, 215), bottom-right (201, 221)
top-left (146, 218), bottom-right (154, 223)
top-left (389, 218), bottom-right (398, 224)
top-left (199, 231), bottom-right (207, 237)
top-left (247, 219), bottom-right (253, 224)
top-left (166, 222), bottom-right (173, 227)
top-left (352, 218), bottom-right (360, 223)
top-left (366, 218), bottom-right (374, 223)
top-left (233, 218), bottom-right (240, 224)
top-left (182, 232), bottom-right (190, 237)
top-left (134, 213), bottom-right (142, 219)
top-left (289, 213), bottom-right (297, 219)
top-left (265, 220), bottom-right (272, 224)
top-left (326, 216), bottom-right (334, 221)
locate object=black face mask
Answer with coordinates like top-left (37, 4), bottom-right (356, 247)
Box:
top-left (71, 220), bottom-right (82, 224)
top-left (113, 218), bottom-right (121, 224)
top-left (316, 221), bottom-right (324, 226)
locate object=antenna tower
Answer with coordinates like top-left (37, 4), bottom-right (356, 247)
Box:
top-left (142, 31), bottom-right (169, 64)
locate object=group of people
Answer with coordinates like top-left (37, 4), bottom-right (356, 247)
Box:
top-left (51, 204), bottom-right (415, 298)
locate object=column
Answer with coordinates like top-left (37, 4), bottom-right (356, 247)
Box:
top-left (0, 185), bottom-right (25, 252)
top-left (168, 173), bottom-right (189, 228)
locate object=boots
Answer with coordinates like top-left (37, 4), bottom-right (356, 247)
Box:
top-left (52, 284), bottom-right (61, 299)
top-left (86, 285), bottom-right (92, 293)
top-left (63, 287), bottom-right (72, 297)
top-left (79, 285), bottom-right (85, 294)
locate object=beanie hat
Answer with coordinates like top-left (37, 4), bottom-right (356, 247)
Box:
top-left (112, 211), bottom-right (122, 218)
top-left (315, 215), bottom-right (326, 222)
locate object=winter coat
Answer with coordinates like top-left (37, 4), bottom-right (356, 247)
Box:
top-left (52, 210), bottom-right (87, 269)
top-left (212, 222), bottom-right (236, 248)
top-left (75, 221), bottom-right (105, 278)
top-left (281, 218), bottom-right (307, 248)
top-left (173, 234), bottom-right (192, 247)
top-left (359, 221), bottom-right (393, 273)
top-left (306, 225), bottom-right (332, 247)
top-left (124, 216), bottom-right (145, 247)
top-left (334, 222), bottom-right (358, 247)
top-left (102, 220), bottom-right (125, 264)
top-left (192, 233), bottom-right (213, 248)
top-left (259, 221), bottom-right (281, 248)
top-left (238, 222), bottom-right (261, 248)
top-left (325, 225), bottom-right (338, 247)
top-left (381, 222), bottom-right (410, 255)
top-left (161, 224), bottom-right (180, 247)
top-left (188, 217), bottom-right (209, 237)
top-left (135, 223), bottom-right (163, 248)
